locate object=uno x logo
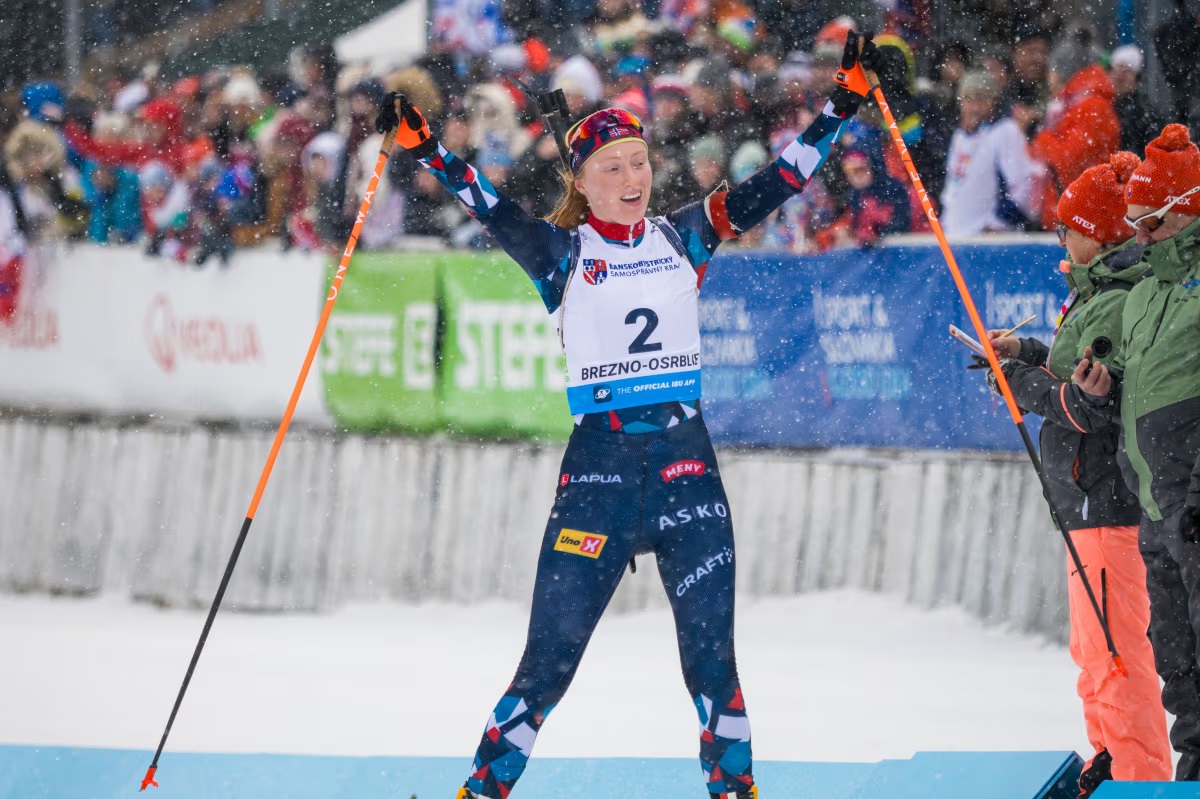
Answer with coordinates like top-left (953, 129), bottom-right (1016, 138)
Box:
top-left (553, 529), bottom-right (609, 559)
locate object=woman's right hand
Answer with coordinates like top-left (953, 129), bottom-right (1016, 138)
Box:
top-left (375, 92), bottom-right (436, 157)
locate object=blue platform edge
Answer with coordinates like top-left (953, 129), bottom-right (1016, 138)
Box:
top-left (0, 745), bottom-right (1188, 799)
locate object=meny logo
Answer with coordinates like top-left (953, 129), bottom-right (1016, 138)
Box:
top-left (661, 460), bottom-right (706, 482)
top-left (554, 529), bottom-right (608, 558)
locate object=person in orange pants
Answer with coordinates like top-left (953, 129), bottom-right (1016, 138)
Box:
top-left (1068, 526), bottom-right (1171, 787)
top-left (985, 151), bottom-right (1171, 795)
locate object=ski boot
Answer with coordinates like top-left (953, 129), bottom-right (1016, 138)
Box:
top-left (1076, 749), bottom-right (1111, 798)
top-left (713, 787), bottom-right (757, 799)
top-left (455, 788), bottom-right (482, 799)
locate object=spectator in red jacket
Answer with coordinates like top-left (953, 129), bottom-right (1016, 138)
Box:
top-left (64, 97), bottom-right (211, 176)
top-left (1032, 24), bottom-right (1121, 230)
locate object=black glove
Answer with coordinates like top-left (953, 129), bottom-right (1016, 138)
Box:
top-left (967, 355), bottom-right (990, 370)
top-left (1182, 503), bottom-right (1200, 544)
top-left (830, 30), bottom-right (880, 117)
top-left (984, 358), bottom-right (1021, 396)
top-left (375, 92), bottom-right (437, 158)
top-left (374, 91), bottom-right (401, 134)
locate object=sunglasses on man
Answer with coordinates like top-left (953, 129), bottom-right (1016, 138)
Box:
top-left (1124, 185), bottom-right (1200, 234)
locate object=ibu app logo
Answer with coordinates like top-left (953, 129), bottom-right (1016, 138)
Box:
top-left (554, 529), bottom-right (609, 558)
top-left (582, 258), bottom-right (608, 285)
top-left (593, 384), bottom-right (612, 403)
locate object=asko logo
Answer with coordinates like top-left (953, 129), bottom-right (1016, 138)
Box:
top-left (144, 293), bottom-right (262, 373)
top-left (554, 529), bottom-right (608, 558)
top-left (661, 460), bottom-right (706, 482)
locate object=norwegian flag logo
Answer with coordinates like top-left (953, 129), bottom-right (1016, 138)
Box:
top-left (582, 258), bottom-right (608, 285)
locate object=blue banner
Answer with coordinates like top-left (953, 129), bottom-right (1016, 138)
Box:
top-left (700, 240), bottom-right (1065, 451)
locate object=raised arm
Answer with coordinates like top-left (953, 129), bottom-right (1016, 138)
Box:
top-left (664, 31), bottom-right (879, 268)
top-left (376, 95), bottom-right (573, 312)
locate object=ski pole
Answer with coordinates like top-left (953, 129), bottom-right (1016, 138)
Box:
top-left (507, 76), bottom-right (572, 170)
top-left (139, 101), bottom-right (404, 792)
top-left (867, 78), bottom-right (1126, 677)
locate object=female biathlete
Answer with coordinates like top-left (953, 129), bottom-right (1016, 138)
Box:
top-left (375, 32), bottom-right (879, 799)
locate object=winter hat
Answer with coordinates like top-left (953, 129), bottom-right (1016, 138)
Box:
top-left (1049, 23), bottom-right (1103, 80)
top-left (138, 161), bottom-right (173, 190)
top-left (21, 81), bottom-right (65, 124)
top-left (958, 70), bottom-right (1000, 101)
top-left (612, 87), bottom-right (649, 120)
top-left (553, 55), bottom-right (603, 106)
top-left (488, 44), bottom-right (528, 76)
top-left (1126, 124), bottom-right (1200, 213)
top-left (349, 78), bottom-right (386, 106)
top-left (650, 74), bottom-right (691, 100)
top-left (1058, 151), bottom-right (1141, 243)
top-left (1110, 45), bottom-right (1144, 74)
top-left (730, 141), bottom-right (768, 183)
top-left (566, 107), bottom-right (646, 173)
top-left (139, 98), bottom-right (183, 139)
top-left (274, 113), bottom-right (316, 145)
top-left (689, 134), bottom-right (726, 165)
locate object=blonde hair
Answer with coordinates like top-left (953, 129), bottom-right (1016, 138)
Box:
top-left (546, 168), bottom-right (590, 228)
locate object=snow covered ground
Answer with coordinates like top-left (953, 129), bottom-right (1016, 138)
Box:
top-left (0, 590), bottom-right (1089, 763)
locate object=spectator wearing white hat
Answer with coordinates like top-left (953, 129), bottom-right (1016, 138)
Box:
top-left (1110, 45), bottom-right (1159, 154)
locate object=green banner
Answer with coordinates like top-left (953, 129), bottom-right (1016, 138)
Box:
top-left (321, 253), bottom-right (439, 433)
top-left (439, 252), bottom-right (572, 441)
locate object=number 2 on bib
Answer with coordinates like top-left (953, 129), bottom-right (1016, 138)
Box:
top-left (626, 308), bottom-right (663, 354)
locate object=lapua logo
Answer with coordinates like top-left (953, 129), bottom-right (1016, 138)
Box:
top-left (1072, 215), bottom-right (1096, 232)
top-left (661, 460), bottom-right (706, 482)
top-left (560, 473), bottom-right (622, 486)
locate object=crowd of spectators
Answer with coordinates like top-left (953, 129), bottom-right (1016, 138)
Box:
top-left (1, 0), bottom-right (1196, 277)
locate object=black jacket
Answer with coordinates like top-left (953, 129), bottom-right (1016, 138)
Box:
top-left (1003, 242), bottom-right (1146, 531)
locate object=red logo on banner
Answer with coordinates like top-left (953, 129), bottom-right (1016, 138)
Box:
top-left (0, 308), bottom-right (59, 350)
top-left (661, 460), bottom-right (706, 482)
top-left (144, 293), bottom-right (262, 373)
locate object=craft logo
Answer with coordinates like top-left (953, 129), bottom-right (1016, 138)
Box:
top-left (661, 460), bottom-right (706, 482)
top-left (582, 258), bottom-right (608, 285)
top-left (144, 293), bottom-right (262, 373)
top-left (561, 473), bottom-right (623, 486)
top-left (554, 529), bottom-right (608, 558)
top-left (675, 547), bottom-right (734, 597)
top-left (593, 384), bottom-right (612, 403)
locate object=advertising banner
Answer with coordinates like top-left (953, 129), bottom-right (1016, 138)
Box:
top-left (321, 253), bottom-right (439, 433)
top-left (0, 244), bottom-right (330, 425)
top-left (700, 240), bottom-right (1064, 451)
top-left (438, 252), bottom-right (572, 441)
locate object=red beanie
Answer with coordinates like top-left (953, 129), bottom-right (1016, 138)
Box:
top-left (1058, 151), bottom-right (1141, 244)
top-left (1126, 123), bottom-right (1200, 212)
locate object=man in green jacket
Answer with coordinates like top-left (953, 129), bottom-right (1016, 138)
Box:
top-left (986, 152), bottom-right (1170, 794)
top-left (1076, 124), bottom-right (1200, 781)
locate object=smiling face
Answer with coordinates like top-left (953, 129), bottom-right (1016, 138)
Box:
top-left (574, 140), bottom-right (652, 226)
